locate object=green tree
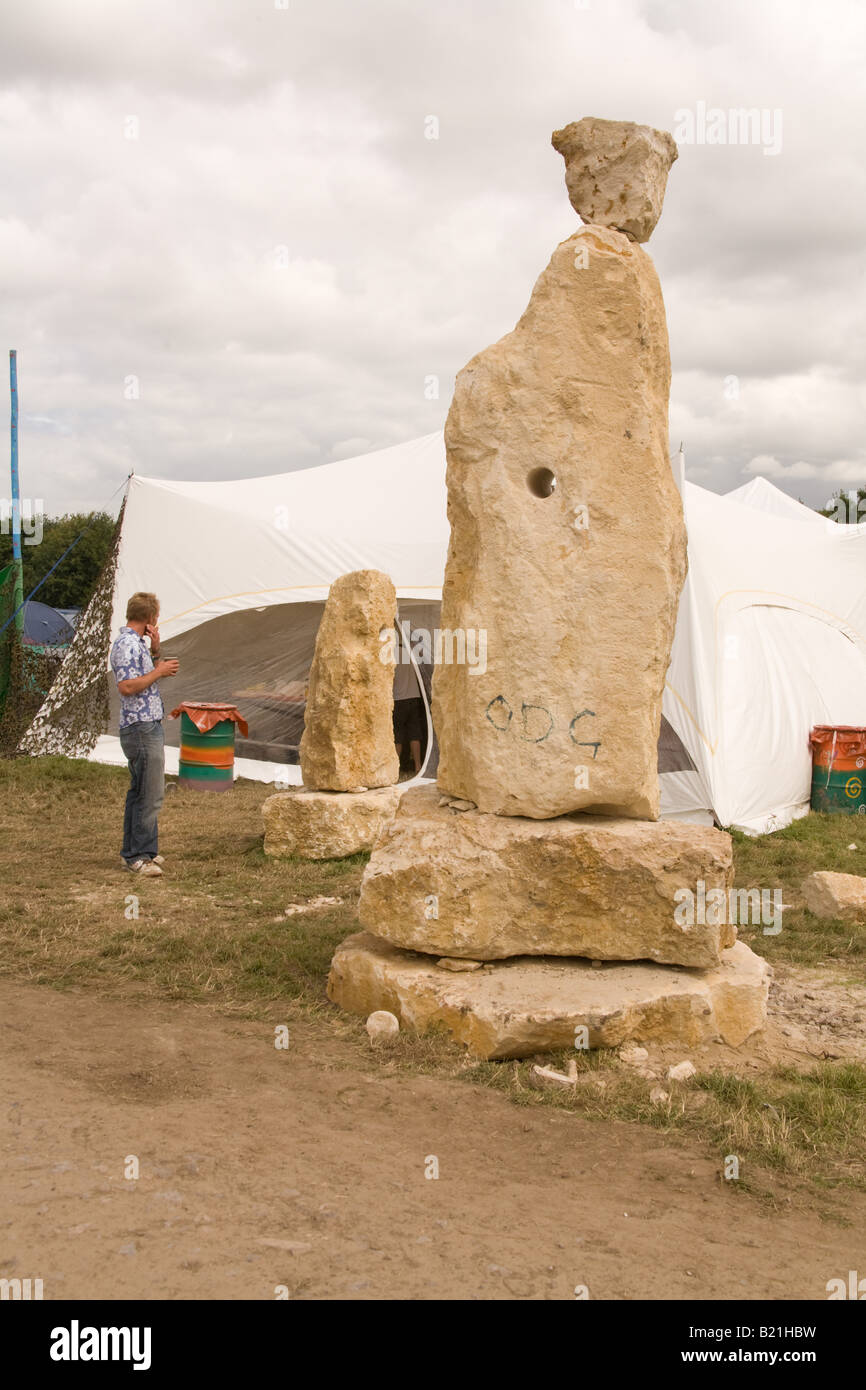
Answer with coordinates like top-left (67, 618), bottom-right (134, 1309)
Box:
top-left (0, 512), bottom-right (117, 610)
top-left (817, 488), bottom-right (866, 523)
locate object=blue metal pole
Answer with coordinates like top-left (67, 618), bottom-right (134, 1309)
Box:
top-left (9, 350), bottom-right (24, 633)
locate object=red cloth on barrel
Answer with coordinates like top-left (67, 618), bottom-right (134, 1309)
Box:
top-left (809, 726), bottom-right (866, 757)
top-left (169, 702), bottom-right (249, 738)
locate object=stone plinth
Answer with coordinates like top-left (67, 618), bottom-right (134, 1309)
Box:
top-left (327, 934), bottom-right (770, 1059)
top-left (263, 786), bottom-right (403, 860)
top-left (358, 785), bottom-right (735, 968)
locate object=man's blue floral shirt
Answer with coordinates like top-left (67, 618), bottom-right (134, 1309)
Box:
top-left (110, 626), bottom-right (164, 728)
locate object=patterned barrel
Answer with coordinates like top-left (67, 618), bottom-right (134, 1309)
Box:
top-left (809, 726), bottom-right (866, 816)
top-left (178, 711), bottom-right (236, 792)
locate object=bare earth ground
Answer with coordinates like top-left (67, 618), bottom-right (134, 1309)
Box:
top-left (1, 763), bottom-right (864, 1301)
top-left (2, 975), bottom-right (865, 1302)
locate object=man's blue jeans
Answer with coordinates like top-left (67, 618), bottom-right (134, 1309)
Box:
top-left (119, 719), bottom-right (165, 862)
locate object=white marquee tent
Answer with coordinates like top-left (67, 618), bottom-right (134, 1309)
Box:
top-left (84, 432), bottom-right (866, 834)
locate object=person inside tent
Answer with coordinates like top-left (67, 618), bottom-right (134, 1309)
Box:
top-left (393, 628), bottom-right (426, 776)
top-left (109, 592), bottom-right (179, 876)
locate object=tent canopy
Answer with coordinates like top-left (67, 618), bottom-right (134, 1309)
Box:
top-left (723, 476), bottom-right (826, 526)
top-left (96, 432), bottom-right (866, 833)
top-left (22, 600), bottom-right (75, 648)
top-left (114, 433), bottom-right (449, 640)
top-left (665, 479), bottom-right (866, 831)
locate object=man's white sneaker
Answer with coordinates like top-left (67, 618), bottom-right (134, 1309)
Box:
top-left (123, 858), bottom-right (163, 877)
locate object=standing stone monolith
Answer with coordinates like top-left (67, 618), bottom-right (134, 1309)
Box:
top-left (327, 120), bottom-right (770, 1058)
top-left (300, 569), bottom-right (399, 791)
top-left (433, 119), bottom-right (686, 820)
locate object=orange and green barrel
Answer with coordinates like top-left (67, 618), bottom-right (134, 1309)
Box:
top-left (171, 702), bottom-right (249, 793)
top-left (809, 725), bottom-right (866, 816)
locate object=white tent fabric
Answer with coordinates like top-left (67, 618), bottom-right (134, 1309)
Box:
top-left (111, 433), bottom-right (449, 640)
top-left (92, 432), bottom-right (866, 833)
top-left (663, 482), bottom-right (866, 831)
top-left (724, 476), bottom-right (827, 526)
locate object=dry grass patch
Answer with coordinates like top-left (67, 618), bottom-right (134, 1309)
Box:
top-left (731, 813), bottom-right (866, 976)
top-left (0, 756), bottom-right (364, 1010)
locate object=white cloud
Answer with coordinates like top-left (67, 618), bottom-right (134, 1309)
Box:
top-left (744, 454), bottom-right (865, 484)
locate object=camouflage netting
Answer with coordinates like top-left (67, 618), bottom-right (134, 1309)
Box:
top-left (18, 500), bottom-right (125, 759)
top-left (0, 641), bottom-right (67, 758)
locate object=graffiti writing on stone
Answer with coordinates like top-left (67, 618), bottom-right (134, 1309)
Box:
top-left (485, 697), bottom-right (601, 756)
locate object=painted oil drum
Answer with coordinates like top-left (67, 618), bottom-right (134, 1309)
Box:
top-left (178, 711), bottom-right (236, 791)
top-left (808, 725), bottom-right (866, 816)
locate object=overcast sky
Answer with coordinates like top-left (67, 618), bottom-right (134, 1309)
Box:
top-left (1, 0), bottom-right (864, 517)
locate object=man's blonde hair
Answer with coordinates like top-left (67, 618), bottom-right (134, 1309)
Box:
top-left (126, 591), bottom-right (160, 624)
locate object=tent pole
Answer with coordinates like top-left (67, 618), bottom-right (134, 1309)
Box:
top-left (9, 349), bottom-right (24, 634)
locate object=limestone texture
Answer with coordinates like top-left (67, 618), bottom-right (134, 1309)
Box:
top-left (300, 569), bottom-right (399, 791)
top-left (802, 871), bottom-right (866, 923)
top-left (551, 117), bottom-right (678, 243)
top-left (327, 935), bottom-right (770, 1059)
top-left (262, 786), bottom-right (403, 860)
top-left (432, 219), bottom-right (686, 820)
top-left (358, 785), bottom-right (734, 967)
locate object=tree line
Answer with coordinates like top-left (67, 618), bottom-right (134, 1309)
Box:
top-left (0, 512), bottom-right (116, 610)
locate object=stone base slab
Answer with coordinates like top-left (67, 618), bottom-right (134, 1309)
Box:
top-left (327, 933), bottom-right (770, 1059)
top-left (263, 785), bottom-right (403, 860)
top-left (358, 784), bottom-right (735, 967)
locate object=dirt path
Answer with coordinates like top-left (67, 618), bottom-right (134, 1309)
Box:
top-left (1, 980), bottom-right (862, 1301)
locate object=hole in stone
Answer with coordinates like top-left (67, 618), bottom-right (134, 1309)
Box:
top-left (527, 467), bottom-right (557, 498)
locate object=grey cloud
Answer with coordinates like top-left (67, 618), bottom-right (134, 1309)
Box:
top-left (0, 0), bottom-right (863, 517)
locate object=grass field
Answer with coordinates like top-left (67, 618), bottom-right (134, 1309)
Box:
top-left (2, 755), bottom-right (865, 1203)
top-left (0, 756), bottom-right (361, 1009)
top-left (731, 816), bottom-right (866, 974)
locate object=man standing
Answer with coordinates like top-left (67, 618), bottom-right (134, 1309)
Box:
top-left (110, 592), bottom-right (178, 876)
